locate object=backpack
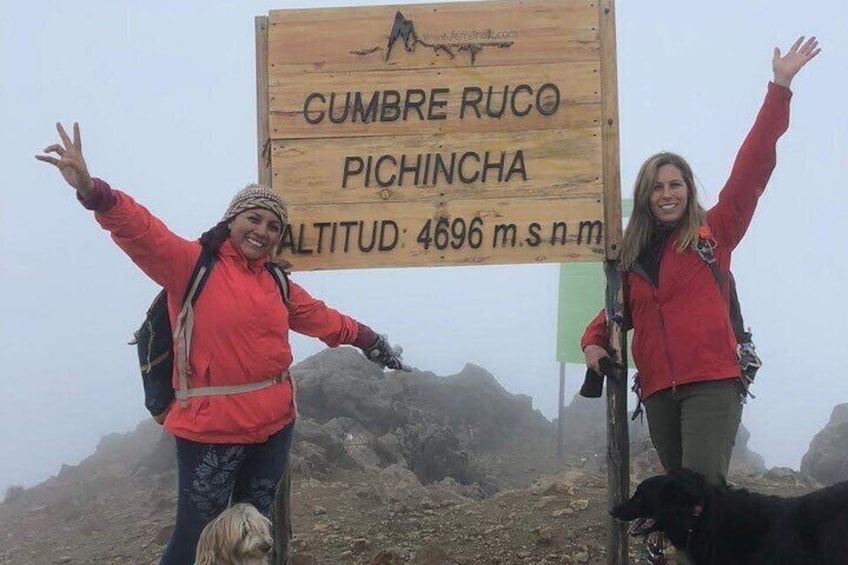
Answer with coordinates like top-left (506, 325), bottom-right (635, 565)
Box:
top-left (694, 229), bottom-right (762, 396)
top-left (131, 249), bottom-right (291, 424)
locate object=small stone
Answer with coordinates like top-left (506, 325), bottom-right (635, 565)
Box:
top-left (352, 538), bottom-right (369, 552)
top-left (535, 526), bottom-right (554, 545)
top-left (569, 499), bottom-right (590, 511)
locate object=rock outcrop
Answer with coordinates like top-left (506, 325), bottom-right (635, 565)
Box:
top-left (291, 348), bottom-right (554, 485)
top-left (801, 403), bottom-right (848, 485)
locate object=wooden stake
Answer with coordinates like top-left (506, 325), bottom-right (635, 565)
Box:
top-left (599, 1), bottom-right (630, 563)
top-left (255, 16), bottom-right (271, 187)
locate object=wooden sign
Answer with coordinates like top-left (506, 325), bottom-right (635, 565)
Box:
top-left (256, 0), bottom-right (621, 270)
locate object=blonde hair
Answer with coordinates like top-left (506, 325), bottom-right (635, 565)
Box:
top-left (621, 152), bottom-right (706, 270)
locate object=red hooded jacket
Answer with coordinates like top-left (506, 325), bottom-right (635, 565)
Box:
top-left (91, 183), bottom-right (363, 443)
top-left (581, 82), bottom-right (791, 400)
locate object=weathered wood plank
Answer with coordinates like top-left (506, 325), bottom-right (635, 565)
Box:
top-left (267, 0), bottom-right (598, 74)
top-left (271, 128), bottom-right (602, 203)
top-left (268, 62), bottom-right (601, 139)
top-left (599, 1), bottom-right (621, 263)
top-left (275, 196), bottom-right (605, 271)
top-left (598, 2), bottom-right (628, 564)
top-left (256, 16), bottom-right (271, 186)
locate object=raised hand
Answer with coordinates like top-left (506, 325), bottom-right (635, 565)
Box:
top-left (35, 122), bottom-right (94, 197)
top-left (773, 36), bottom-right (821, 89)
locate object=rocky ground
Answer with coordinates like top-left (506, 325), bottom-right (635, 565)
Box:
top-left (0, 350), bottom-right (837, 565)
top-left (0, 446), bottom-right (820, 565)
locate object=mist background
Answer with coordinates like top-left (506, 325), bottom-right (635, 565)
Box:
top-left (2, 0), bottom-right (846, 493)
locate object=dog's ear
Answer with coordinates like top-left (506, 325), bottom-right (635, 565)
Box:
top-left (196, 531), bottom-right (228, 565)
top-left (195, 548), bottom-right (215, 565)
top-left (668, 468), bottom-right (708, 504)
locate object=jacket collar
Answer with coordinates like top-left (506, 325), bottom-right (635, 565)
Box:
top-left (219, 239), bottom-right (271, 272)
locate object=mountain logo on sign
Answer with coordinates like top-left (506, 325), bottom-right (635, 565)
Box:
top-left (349, 11), bottom-right (514, 66)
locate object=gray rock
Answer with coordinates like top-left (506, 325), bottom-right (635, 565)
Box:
top-left (801, 403), bottom-right (848, 485)
top-left (293, 348), bottom-right (554, 486)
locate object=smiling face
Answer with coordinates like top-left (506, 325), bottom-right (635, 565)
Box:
top-left (228, 208), bottom-right (282, 261)
top-left (649, 164), bottom-right (689, 226)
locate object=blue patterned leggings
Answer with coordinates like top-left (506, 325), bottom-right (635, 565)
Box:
top-left (159, 422), bottom-right (294, 565)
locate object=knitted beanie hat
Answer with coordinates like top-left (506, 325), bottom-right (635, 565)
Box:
top-left (223, 184), bottom-right (288, 225)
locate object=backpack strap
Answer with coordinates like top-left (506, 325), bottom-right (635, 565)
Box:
top-left (181, 248), bottom-right (216, 305)
top-left (178, 371), bottom-right (289, 400)
top-left (266, 262), bottom-right (291, 306)
top-left (694, 231), bottom-right (748, 343)
top-left (726, 273), bottom-right (751, 343)
top-left (695, 230), bottom-right (759, 398)
top-left (265, 261), bottom-right (299, 418)
top-left (173, 249), bottom-right (216, 407)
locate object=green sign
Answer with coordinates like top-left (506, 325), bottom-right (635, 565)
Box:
top-left (556, 199), bottom-right (633, 364)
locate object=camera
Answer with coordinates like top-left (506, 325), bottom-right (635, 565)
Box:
top-left (580, 356), bottom-right (615, 398)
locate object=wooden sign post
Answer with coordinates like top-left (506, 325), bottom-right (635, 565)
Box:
top-left (256, 0), bottom-right (620, 272)
top-left (256, 1), bottom-right (628, 562)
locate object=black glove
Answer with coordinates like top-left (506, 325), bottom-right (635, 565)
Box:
top-left (363, 334), bottom-right (409, 371)
top-left (580, 356), bottom-right (615, 398)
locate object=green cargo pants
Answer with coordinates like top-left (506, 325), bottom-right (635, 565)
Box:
top-left (643, 378), bottom-right (744, 484)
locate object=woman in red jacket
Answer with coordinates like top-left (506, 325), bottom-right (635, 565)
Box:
top-left (582, 37), bottom-right (820, 488)
top-left (37, 125), bottom-right (407, 564)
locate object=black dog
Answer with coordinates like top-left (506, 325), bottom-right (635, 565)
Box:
top-left (611, 468), bottom-right (848, 564)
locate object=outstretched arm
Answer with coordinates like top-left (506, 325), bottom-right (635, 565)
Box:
top-left (773, 36), bottom-right (820, 89)
top-left (35, 122), bottom-right (198, 292)
top-left (708, 36), bottom-right (821, 249)
top-left (286, 282), bottom-right (410, 371)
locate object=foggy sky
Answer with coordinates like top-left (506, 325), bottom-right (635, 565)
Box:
top-left (2, 0), bottom-right (846, 493)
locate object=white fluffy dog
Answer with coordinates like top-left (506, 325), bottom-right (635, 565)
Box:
top-left (195, 503), bottom-right (274, 565)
